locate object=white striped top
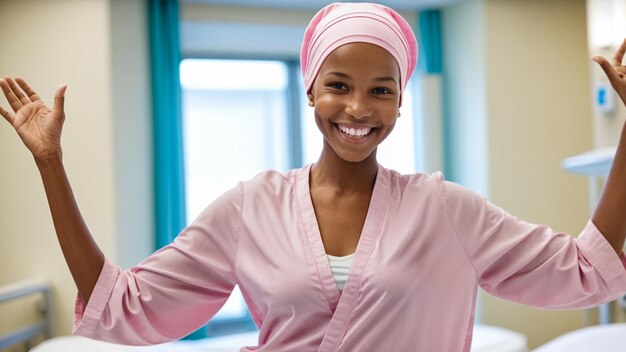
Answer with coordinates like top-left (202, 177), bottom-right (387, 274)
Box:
top-left (327, 253), bottom-right (355, 293)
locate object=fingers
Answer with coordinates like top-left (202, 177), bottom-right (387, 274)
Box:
top-left (0, 78), bottom-right (24, 112)
top-left (0, 105), bottom-right (15, 125)
top-left (613, 38), bottom-right (626, 67)
top-left (53, 84), bottom-right (67, 117)
top-left (15, 77), bottom-right (42, 102)
top-left (5, 76), bottom-right (30, 106)
top-left (593, 56), bottom-right (621, 85)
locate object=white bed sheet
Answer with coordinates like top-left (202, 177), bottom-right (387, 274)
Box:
top-left (29, 324), bottom-right (527, 352)
top-left (532, 323), bottom-right (626, 352)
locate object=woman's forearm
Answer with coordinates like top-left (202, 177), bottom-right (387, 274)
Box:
top-left (592, 121), bottom-right (626, 254)
top-left (36, 155), bottom-right (104, 303)
top-left (0, 77), bottom-right (104, 302)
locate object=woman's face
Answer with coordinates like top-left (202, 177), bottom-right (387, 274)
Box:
top-left (308, 42), bottom-right (402, 163)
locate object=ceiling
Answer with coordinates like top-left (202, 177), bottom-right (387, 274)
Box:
top-left (180, 0), bottom-right (462, 11)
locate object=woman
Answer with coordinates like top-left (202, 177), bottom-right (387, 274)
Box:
top-left (2, 2), bottom-right (626, 351)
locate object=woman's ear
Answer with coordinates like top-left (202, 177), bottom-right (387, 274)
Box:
top-left (398, 94), bottom-right (403, 108)
top-left (308, 93), bottom-right (314, 107)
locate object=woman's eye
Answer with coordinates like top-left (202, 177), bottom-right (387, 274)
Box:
top-left (373, 87), bottom-right (392, 94)
top-left (328, 82), bottom-right (347, 90)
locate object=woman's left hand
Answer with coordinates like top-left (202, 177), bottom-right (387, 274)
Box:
top-left (591, 38), bottom-right (626, 255)
top-left (594, 39), bottom-right (626, 106)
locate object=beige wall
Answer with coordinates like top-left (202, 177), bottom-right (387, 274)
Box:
top-left (484, 0), bottom-right (592, 347)
top-left (445, 0), bottom-right (593, 348)
top-left (0, 0), bottom-right (151, 337)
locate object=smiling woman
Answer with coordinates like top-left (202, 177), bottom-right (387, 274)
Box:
top-left (3, 1), bottom-right (626, 352)
top-left (299, 66), bottom-right (417, 174)
top-left (179, 48), bottom-right (418, 335)
top-left (308, 43), bottom-right (402, 164)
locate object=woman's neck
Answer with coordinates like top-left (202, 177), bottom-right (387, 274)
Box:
top-left (311, 142), bottom-right (378, 194)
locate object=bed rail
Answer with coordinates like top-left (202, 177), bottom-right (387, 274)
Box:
top-left (0, 278), bottom-right (52, 349)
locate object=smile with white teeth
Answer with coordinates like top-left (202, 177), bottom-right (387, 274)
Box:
top-left (337, 124), bottom-right (373, 138)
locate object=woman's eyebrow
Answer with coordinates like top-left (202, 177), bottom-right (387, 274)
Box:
top-left (373, 76), bottom-right (398, 85)
top-left (325, 71), bottom-right (352, 79)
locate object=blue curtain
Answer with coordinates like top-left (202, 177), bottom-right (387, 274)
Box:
top-left (418, 10), bottom-right (443, 74)
top-left (148, 0), bottom-right (186, 250)
top-left (149, 0), bottom-right (205, 340)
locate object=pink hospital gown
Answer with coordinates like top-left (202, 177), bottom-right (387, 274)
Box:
top-left (73, 164), bottom-right (626, 351)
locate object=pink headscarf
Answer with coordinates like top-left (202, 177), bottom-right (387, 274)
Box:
top-left (300, 2), bottom-right (418, 94)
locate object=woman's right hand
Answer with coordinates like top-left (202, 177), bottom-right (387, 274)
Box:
top-left (0, 76), bottom-right (67, 163)
top-left (1, 76), bottom-right (104, 303)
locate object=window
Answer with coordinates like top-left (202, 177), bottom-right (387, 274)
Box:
top-left (180, 58), bottom-right (417, 336)
top-left (181, 59), bottom-right (290, 335)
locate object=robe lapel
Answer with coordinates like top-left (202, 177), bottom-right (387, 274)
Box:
top-left (296, 164), bottom-right (391, 352)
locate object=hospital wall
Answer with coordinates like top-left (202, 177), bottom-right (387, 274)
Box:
top-left (0, 0), bottom-right (153, 337)
top-left (486, 0), bottom-right (593, 348)
top-left (444, 0), bottom-right (606, 348)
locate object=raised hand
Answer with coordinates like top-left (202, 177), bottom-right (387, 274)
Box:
top-left (0, 76), bottom-right (67, 163)
top-left (593, 39), bottom-right (626, 106)
top-left (1, 76), bottom-right (105, 302)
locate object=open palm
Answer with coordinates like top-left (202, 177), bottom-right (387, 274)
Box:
top-left (0, 76), bottom-right (67, 162)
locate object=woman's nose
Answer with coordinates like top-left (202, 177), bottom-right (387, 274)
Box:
top-left (345, 93), bottom-right (371, 119)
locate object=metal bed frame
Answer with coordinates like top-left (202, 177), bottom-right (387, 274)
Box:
top-left (0, 279), bottom-right (52, 350)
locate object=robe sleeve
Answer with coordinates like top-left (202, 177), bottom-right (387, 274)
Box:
top-left (72, 184), bottom-right (243, 345)
top-left (438, 176), bottom-right (626, 309)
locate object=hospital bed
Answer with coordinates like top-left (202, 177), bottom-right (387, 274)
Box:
top-left (533, 323), bottom-right (626, 352)
top-left (1, 279), bottom-right (528, 352)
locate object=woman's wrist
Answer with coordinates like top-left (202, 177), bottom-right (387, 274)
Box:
top-left (35, 150), bottom-right (63, 169)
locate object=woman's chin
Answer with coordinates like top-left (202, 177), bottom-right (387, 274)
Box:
top-left (334, 148), bottom-right (376, 164)
top-left (319, 137), bottom-right (378, 164)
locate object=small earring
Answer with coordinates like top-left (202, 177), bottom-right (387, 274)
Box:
top-left (309, 101), bottom-right (314, 107)
top-left (396, 111), bottom-right (401, 118)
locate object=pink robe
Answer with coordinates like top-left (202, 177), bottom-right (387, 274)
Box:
top-left (73, 164), bottom-right (626, 351)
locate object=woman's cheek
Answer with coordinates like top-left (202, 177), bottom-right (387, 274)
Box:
top-left (316, 93), bottom-right (340, 106)
top-left (314, 96), bottom-right (341, 117)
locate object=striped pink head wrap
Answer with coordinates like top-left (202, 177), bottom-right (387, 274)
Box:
top-left (301, 2), bottom-right (418, 94)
